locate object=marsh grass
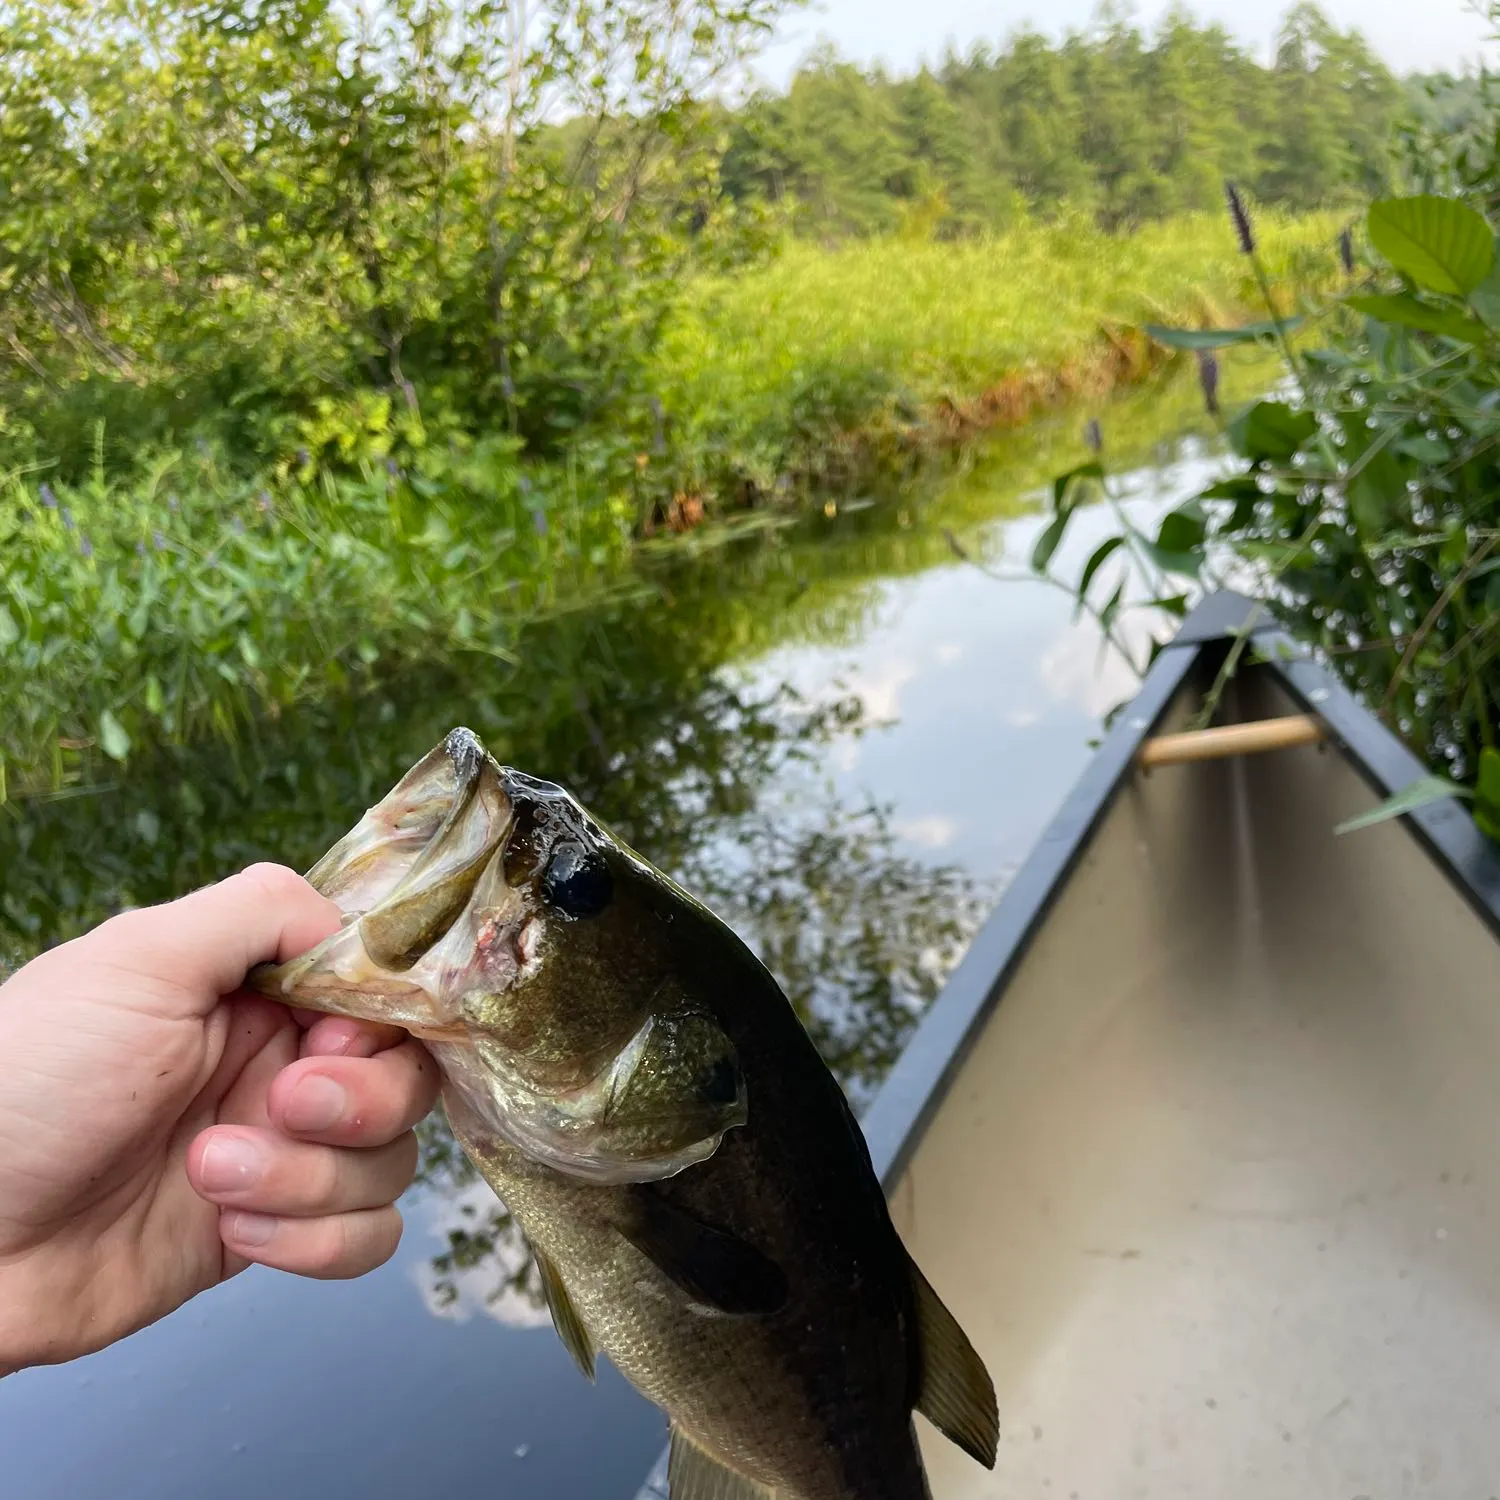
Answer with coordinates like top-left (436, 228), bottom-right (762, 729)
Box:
top-left (0, 213), bottom-right (1341, 795)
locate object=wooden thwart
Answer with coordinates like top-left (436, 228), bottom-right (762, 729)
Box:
top-left (1138, 714), bottom-right (1326, 770)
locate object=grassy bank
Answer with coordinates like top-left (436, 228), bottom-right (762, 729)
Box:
top-left (0, 213), bottom-right (1338, 798)
top-left (652, 211), bottom-right (1338, 496)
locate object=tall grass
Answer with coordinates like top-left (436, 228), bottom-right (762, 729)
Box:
top-left (652, 210), bottom-right (1340, 493)
top-left (0, 212), bottom-right (1342, 796)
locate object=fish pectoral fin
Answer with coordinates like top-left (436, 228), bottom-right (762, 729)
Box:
top-left (668, 1427), bottom-right (776, 1500)
top-left (533, 1245), bottom-right (596, 1382)
top-left (617, 1189), bottom-right (788, 1317)
top-left (909, 1256), bottom-right (999, 1469)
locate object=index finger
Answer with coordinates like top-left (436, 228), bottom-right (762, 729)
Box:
top-left (85, 863), bottom-right (343, 1018)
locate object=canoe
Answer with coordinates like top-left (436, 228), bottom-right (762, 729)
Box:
top-left (638, 589), bottom-right (1500, 1497)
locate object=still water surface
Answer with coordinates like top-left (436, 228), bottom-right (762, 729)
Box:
top-left (1, 403), bottom-right (1227, 1499)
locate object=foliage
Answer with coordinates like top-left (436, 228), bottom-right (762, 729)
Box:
top-left (653, 211), bottom-right (1340, 499)
top-left (0, 0), bottom-right (789, 477)
top-left (0, 207), bottom-right (1338, 797)
top-left (724, 3), bottom-right (1403, 237)
top-left (0, 437), bottom-right (639, 798)
top-left (1027, 173), bottom-right (1500, 835)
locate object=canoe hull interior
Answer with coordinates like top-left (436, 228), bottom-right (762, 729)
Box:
top-left (895, 660), bottom-right (1500, 1494)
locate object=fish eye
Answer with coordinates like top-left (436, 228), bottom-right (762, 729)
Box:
top-left (540, 841), bottom-right (612, 919)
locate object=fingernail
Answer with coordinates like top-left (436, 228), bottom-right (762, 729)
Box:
top-left (283, 1073), bottom-right (349, 1133)
top-left (223, 1211), bottom-right (277, 1247)
top-left (199, 1134), bottom-right (267, 1194)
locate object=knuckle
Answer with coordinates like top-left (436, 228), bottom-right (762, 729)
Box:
top-left (238, 862), bottom-right (308, 901)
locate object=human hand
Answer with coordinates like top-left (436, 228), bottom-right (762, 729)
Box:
top-left (0, 864), bottom-right (440, 1374)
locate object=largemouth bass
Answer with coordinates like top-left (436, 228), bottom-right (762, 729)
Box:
top-left (254, 728), bottom-right (997, 1500)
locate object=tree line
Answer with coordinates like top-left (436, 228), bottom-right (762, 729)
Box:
top-left (722, 3), bottom-right (1418, 235)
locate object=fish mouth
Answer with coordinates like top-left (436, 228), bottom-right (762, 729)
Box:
top-left (250, 726), bottom-right (519, 1037)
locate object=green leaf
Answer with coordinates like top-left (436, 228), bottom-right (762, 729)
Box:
top-left (1051, 461), bottom-right (1103, 514)
top-left (98, 709), bottom-right (131, 762)
top-left (1229, 401), bottom-right (1317, 463)
top-left (1335, 775), bottom-right (1470, 835)
top-left (1475, 747), bottom-right (1500, 842)
top-left (1031, 509), bottom-right (1072, 573)
top-left (1155, 504), bottom-right (1206, 554)
top-left (1368, 195), bottom-right (1495, 296)
top-left (144, 675), bottom-right (165, 716)
top-left (1348, 446), bottom-right (1405, 535)
top-left (1345, 293), bottom-right (1483, 343)
top-left (1098, 578), bottom-right (1126, 633)
top-left (0, 605), bottom-right (18, 649)
top-left (1142, 317), bottom-right (1304, 350)
top-left (1199, 476), bottom-right (1263, 501)
top-left (1469, 252), bottom-right (1500, 326)
top-left (1077, 535), bottom-right (1123, 607)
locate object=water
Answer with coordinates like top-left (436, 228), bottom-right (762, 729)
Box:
top-left (0, 399), bottom-right (1229, 1499)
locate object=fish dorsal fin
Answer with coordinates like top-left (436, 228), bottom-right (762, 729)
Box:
top-left (909, 1258), bottom-right (999, 1468)
top-left (533, 1244), bottom-right (596, 1382)
top-left (617, 1189), bottom-right (788, 1317)
top-left (668, 1427), bottom-right (776, 1500)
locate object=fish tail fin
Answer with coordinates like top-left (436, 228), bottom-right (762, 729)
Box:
top-left (908, 1256), bottom-right (999, 1469)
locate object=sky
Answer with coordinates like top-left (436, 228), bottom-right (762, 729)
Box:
top-left (754, 0), bottom-right (1495, 84)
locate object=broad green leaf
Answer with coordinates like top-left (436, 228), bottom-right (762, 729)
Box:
top-left (98, 709), bottom-right (131, 762)
top-left (0, 605), bottom-right (18, 649)
top-left (1229, 401), bottom-right (1317, 463)
top-left (1368, 195), bottom-right (1494, 296)
top-left (1142, 317), bottom-right (1304, 350)
top-left (1140, 542), bottom-right (1203, 578)
top-left (1335, 775), bottom-right (1469, 835)
top-left (1345, 293), bottom-right (1483, 343)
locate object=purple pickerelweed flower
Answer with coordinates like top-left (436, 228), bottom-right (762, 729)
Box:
top-left (168, 495), bottom-right (181, 514)
top-left (1196, 349), bottom-right (1222, 418)
top-left (231, 515), bottom-right (246, 534)
top-left (39, 482), bottom-right (57, 509)
top-left (1084, 418), bottom-right (1103, 455)
top-left (386, 457), bottom-right (401, 478)
top-left (136, 540), bottom-right (146, 556)
top-left (532, 508), bottom-right (548, 536)
top-left (1224, 181), bottom-right (1255, 256)
top-left (152, 530), bottom-right (167, 552)
top-left (79, 533), bottom-right (93, 559)
top-left (1338, 226), bottom-right (1356, 275)
top-left (60, 506), bottom-right (74, 531)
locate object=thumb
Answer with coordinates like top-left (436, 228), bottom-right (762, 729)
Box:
top-left (81, 864), bottom-right (343, 1019)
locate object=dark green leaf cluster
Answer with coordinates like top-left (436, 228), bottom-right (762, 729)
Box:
top-left (1036, 166), bottom-right (1500, 839)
